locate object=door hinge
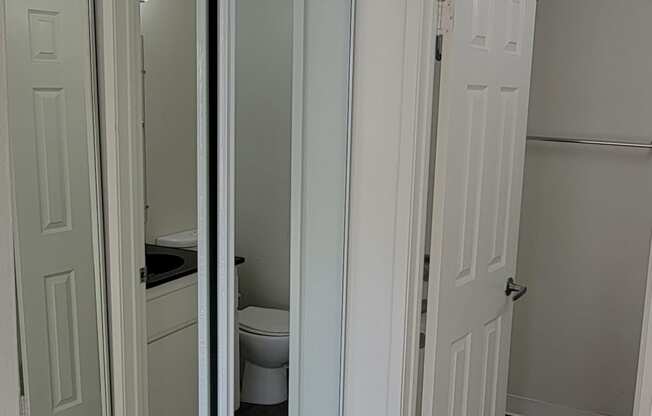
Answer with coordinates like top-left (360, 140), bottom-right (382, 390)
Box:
top-left (436, 0), bottom-right (455, 36)
top-left (19, 395), bottom-right (28, 416)
top-left (140, 266), bottom-right (147, 284)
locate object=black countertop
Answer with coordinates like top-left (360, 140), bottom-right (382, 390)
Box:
top-left (146, 244), bottom-right (245, 289)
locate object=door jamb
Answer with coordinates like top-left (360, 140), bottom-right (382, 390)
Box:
top-left (95, 0), bottom-right (148, 415)
top-left (342, 0), bottom-right (438, 414)
top-left (0, 0), bottom-right (21, 413)
top-left (86, 0), bottom-right (113, 412)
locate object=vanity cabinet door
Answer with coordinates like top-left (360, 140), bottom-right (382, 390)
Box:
top-left (148, 323), bottom-right (198, 416)
top-left (146, 275), bottom-right (198, 416)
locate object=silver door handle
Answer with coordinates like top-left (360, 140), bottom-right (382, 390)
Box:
top-left (505, 278), bottom-right (527, 302)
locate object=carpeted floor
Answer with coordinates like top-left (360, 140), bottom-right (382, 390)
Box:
top-left (235, 402), bottom-right (288, 416)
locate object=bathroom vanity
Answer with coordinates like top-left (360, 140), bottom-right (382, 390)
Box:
top-left (145, 245), bottom-right (198, 416)
top-left (144, 243), bottom-right (245, 414)
top-left (147, 274), bottom-right (198, 416)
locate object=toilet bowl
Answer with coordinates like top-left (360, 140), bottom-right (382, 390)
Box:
top-left (239, 306), bottom-right (289, 405)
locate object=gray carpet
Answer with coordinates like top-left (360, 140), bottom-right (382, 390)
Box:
top-left (235, 402), bottom-right (288, 416)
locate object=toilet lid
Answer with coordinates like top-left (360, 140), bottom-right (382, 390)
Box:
top-left (239, 306), bottom-right (289, 336)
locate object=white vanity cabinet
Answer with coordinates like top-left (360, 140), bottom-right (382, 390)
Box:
top-left (146, 274), bottom-right (198, 416)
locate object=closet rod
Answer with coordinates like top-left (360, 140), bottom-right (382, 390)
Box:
top-left (527, 136), bottom-right (652, 149)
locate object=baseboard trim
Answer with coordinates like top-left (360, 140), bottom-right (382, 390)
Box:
top-left (507, 394), bottom-right (612, 416)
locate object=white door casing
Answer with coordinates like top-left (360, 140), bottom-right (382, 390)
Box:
top-left (421, 0), bottom-right (536, 415)
top-left (5, 0), bottom-right (109, 414)
top-left (343, 0), bottom-right (442, 413)
top-left (95, 0), bottom-right (149, 414)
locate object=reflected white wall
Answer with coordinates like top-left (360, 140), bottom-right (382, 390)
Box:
top-left (142, 0), bottom-right (198, 242)
top-left (235, 0), bottom-right (293, 309)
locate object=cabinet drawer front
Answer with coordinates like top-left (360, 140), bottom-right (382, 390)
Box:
top-left (147, 278), bottom-right (198, 342)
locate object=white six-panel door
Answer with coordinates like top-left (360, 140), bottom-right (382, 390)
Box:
top-left (421, 0), bottom-right (536, 415)
top-left (5, 0), bottom-right (105, 414)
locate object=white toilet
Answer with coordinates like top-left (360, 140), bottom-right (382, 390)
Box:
top-left (238, 306), bottom-right (289, 405)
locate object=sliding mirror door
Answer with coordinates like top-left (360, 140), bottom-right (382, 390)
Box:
top-left (198, 0), bottom-right (353, 414)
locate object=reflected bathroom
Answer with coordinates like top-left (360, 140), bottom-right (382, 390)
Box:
top-left (141, 0), bottom-right (292, 414)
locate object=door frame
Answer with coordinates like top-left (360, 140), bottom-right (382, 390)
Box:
top-left (342, 0), bottom-right (439, 414)
top-left (94, 0), bottom-right (149, 415)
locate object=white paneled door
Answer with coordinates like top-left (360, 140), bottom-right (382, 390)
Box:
top-left (421, 0), bottom-right (536, 415)
top-left (6, 0), bottom-right (105, 415)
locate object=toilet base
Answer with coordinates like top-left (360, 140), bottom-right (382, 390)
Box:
top-left (240, 361), bottom-right (287, 405)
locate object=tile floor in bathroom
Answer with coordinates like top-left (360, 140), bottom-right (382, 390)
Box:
top-left (235, 402), bottom-right (288, 416)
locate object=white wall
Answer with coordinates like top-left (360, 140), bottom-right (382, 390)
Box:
top-left (235, 0), bottom-right (292, 309)
top-left (141, 0), bottom-right (197, 243)
top-left (508, 1), bottom-right (652, 415)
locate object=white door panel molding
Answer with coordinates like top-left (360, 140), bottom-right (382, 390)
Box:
top-left (421, 1), bottom-right (537, 415)
top-left (5, 0), bottom-right (111, 413)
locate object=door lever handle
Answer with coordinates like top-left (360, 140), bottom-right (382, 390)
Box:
top-left (505, 278), bottom-right (527, 302)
